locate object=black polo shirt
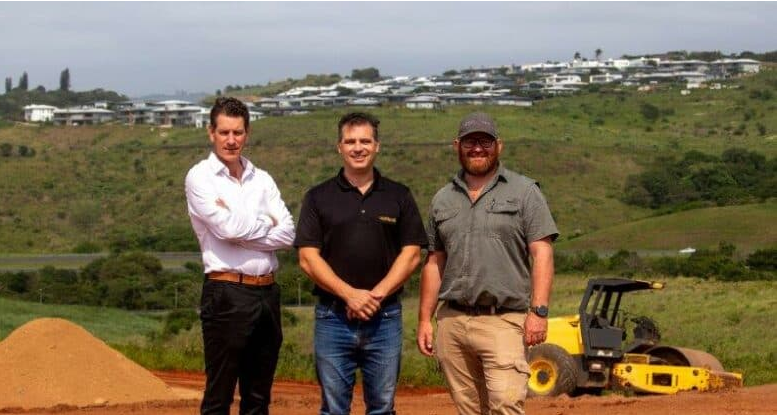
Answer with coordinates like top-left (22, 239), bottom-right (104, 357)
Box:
top-left (294, 168), bottom-right (428, 304)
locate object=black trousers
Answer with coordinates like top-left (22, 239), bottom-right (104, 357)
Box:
top-left (200, 279), bottom-right (283, 415)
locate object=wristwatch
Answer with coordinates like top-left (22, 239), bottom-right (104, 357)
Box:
top-left (530, 305), bottom-right (549, 318)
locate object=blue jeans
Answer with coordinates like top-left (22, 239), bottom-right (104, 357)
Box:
top-left (314, 301), bottom-right (403, 415)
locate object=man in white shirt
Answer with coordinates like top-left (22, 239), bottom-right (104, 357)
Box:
top-left (185, 97), bottom-right (295, 415)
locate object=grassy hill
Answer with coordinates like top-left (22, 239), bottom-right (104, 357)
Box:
top-left (0, 69), bottom-right (775, 254)
top-left (558, 202), bottom-right (777, 253)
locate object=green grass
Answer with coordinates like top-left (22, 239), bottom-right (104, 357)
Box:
top-left (2, 275), bottom-right (774, 386)
top-left (0, 69), bottom-right (775, 254)
top-left (0, 297), bottom-right (162, 344)
top-left (558, 202), bottom-right (777, 253)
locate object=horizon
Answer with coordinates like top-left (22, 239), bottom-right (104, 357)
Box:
top-left (1, 2), bottom-right (775, 97)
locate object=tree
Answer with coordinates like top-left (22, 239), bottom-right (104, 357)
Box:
top-left (443, 69), bottom-right (459, 76)
top-left (595, 48), bottom-right (603, 61)
top-left (574, 51), bottom-right (581, 60)
top-left (4, 77), bottom-right (10, 93)
top-left (59, 68), bottom-right (70, 92)
top-left (350, 67), bottom-right (381, 82)
top-left (18, 71), bottom-right (28, 91)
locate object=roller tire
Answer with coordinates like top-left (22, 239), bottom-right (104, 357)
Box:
top-left (527, 343), bottom-right (578, 397)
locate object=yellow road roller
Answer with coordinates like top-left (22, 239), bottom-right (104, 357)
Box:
top-left (528, 278), bottom-right (743, 396)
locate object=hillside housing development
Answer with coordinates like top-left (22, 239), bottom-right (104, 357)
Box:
top-left (22, 56), bottom-right (761, 127)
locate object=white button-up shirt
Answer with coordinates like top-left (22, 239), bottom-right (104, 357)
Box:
top-left (185, 152), bottom-right (295, 275)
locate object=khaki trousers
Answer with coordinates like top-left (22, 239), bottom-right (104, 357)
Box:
top-left (435, 304), bottom-right (530, 415)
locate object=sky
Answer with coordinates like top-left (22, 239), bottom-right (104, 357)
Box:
top-left (1, 2), bottom-right (775, 97)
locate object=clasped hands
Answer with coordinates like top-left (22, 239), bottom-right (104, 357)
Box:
top-left (345, 288), bottom-right (385, 321)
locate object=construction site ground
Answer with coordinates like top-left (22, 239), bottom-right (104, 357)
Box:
top-left (2, 371), bottom-right (774, 415)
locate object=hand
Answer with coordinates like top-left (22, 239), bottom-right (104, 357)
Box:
top-left (344, 289), bottom-right (381, 320)
top-left (524, 312), bottom-right (548, 347)
top-left (215, 198), bottom-right (230, 211)
top-left (417, 320), bottom-right (435, 357)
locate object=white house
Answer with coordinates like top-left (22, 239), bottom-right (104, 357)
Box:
top-left (711, 58), bottom-right (760, 74)
top-left (53, 107), bottom-right (115, 126)
top-left (405, 95), bottom-right (441, 110)
top-left (23, 104), bottom-right (58, 122)
top-left (590, 73), bottom-right (624, 84)
top-left (492, 96), bottom-right (533, 107)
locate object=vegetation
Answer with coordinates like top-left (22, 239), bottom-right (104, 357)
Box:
top-left (212, 73), bottom-right (343, 102)
top-left (1, 89), bottom-right (127, 121)
top-left (0, 252), bottom-right (203, 310)
top-left (557, 202), bottom-right (777, 253)
top-left (621, 49), bottom-right (777, 62)
top-left (2, 275), bottom-right (774, 386)
top-left (623, 148), bottom-right (776, 209)
top-left (350, 67), bottom-right (381, 82)
top-left (555, 242), bottom-right (776, 281)
top-left (1, 67), bottom-right (776, 255)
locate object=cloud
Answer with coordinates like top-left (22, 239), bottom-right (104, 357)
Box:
top-left (1, 2), bottom-right (774, 96)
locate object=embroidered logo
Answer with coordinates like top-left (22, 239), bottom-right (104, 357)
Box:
top-left (378, 216), bottom-right (397, 224)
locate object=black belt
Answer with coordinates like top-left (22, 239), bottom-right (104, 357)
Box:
top-left (446, 301), bottom-right (524, 316)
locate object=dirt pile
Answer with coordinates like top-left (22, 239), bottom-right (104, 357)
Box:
top-left (1, 318), bottom-right (182, 409)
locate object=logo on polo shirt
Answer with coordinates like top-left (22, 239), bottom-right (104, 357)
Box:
top-left (378, 215), bottom-right (397, 224)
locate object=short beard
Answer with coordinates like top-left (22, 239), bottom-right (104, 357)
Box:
top-left (459, 150), bottom-right (499, 177)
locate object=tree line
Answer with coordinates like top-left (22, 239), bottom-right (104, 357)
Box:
top-left (0, 68), bottom-right (126, 120)
top-left (623, 148), bottom-right (776, 209)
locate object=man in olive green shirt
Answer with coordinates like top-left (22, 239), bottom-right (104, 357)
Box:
top-left (417, 112), bottom-right (558, 415)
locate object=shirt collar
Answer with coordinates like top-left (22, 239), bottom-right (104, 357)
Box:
top-left (206, 152), bottom-right (255, 180)
top-left (335, 167), bottom-right (383, 192)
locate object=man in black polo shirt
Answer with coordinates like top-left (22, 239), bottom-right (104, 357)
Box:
top-left (295, 112), bottom-right (427, 415)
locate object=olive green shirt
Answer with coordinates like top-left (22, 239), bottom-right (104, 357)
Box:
top-left (427, 164), bottom-right (559, 310)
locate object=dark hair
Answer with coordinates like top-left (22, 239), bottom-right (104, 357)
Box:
top-left (338, 112), bottom-right (379, 141)
top-left (210, 97), bottom-right (249, 130)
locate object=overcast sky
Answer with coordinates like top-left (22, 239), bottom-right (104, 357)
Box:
top-left (2, 2), bottom-right (774, 97)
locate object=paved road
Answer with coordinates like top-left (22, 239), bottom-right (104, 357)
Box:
top-left (0, 252), bottom-right (202, 271)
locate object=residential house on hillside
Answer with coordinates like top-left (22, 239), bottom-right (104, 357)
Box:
top-left (53, 107), bottom-right (115, 126)
top-left (113, 102), bottom-right (155, 125)
top-left (405, 95), bottom-right (441, 110)
top-left (23, 104), bottom-right (57, 122)
top-left (150, 100), bottom-right (207, 127)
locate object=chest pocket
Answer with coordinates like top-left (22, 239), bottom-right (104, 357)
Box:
top-left (486, 200), bottom-right (521, 239)
top-left (433, 208), bottom-right (460, 241)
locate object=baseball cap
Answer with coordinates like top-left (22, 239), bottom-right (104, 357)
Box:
top-left (457, 112), bottom-right (498, 139)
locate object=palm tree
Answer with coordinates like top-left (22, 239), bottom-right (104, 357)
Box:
top-left (574, 51), bottom-right (581, 61)
top-left (595, 48), bottom-right (603, 61)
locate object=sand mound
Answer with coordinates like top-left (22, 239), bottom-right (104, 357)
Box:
top-left (1, 318), bottom-right (183, 409)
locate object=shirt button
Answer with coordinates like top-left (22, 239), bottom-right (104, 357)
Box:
top-left (361, 209), bottom-right (365, 214)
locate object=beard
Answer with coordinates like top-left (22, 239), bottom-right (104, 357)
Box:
top-left (458, 149), bottom-right (499, 177)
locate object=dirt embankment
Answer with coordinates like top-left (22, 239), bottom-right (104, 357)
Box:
top-left (0, 318), bottom-right (194, 410)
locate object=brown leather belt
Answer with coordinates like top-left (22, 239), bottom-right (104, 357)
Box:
top-left (208, 271), bottom-right (275, 286)
top-left (446, 301), bottom-right (524, 316)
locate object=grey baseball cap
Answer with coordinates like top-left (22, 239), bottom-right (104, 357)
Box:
top-left (457, 112), bottom-right (498, 139)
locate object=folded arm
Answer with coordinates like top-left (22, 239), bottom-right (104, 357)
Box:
top-left (236, 181), bottom-right (295, 251)
top-left (185, 174), bottom-right (273, 241)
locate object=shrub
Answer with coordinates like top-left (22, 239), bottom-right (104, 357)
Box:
top-left (163, 309), bottom-right (199, 337)
top-left (747, 249), bottom-right (777, 271)
top-left (640, 102), bottom-right (660, 122)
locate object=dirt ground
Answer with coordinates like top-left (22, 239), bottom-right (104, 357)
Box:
top-left (2, 371), bottom-right (775, 415)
